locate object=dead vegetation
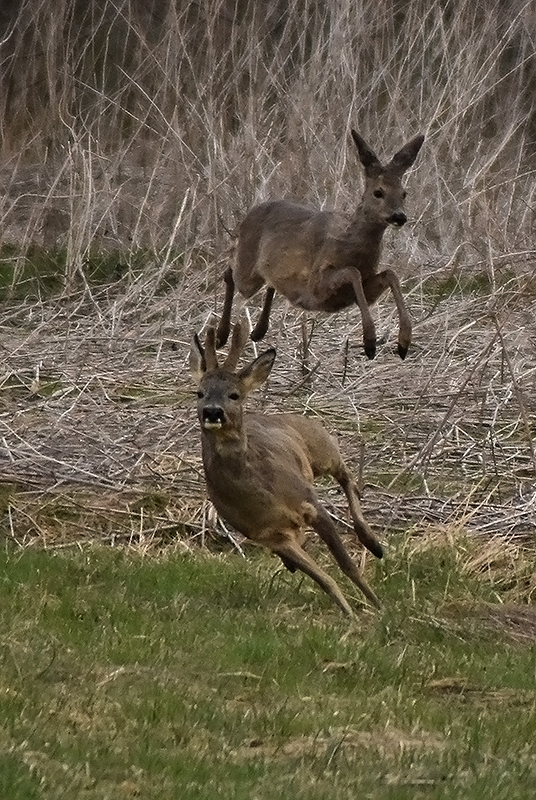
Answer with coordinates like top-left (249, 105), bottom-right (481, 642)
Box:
top-left (0, 0), bottom-right (535, 569)
top-left (1, 282), bottom-right (536, 562)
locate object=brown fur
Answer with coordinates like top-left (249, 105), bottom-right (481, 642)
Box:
top-left (217, 129), bottom-right (424, 359)
top-left (191, 321), bottom-right (383, 617)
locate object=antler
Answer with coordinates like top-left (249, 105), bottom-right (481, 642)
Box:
top-left (197, 326), bottom-right (219, 371)
top-left (222, 321), bottom-right (249, 371)
top-left (193, 320), bottom-right (249, 374)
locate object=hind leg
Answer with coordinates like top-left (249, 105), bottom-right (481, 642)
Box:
top-left (218, 258), bottom-right (268, 347)
top-left (216, 267), bottom-right (235, 347)
top-left (300, 420), bottom-right (383, 559)
top-left (311, 504), bottom-right (381, 609)
top-left (279, 552), bottom-right (298, 573)
top-left (333, 465), bottom-right (383, 559)
top-left (250, 287), bottom-right (275, 341)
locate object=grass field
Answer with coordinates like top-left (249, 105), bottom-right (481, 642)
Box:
top-left (1, 0), bottom-right (535, 797)
top-left (1, 537), bottom-right (535, 799)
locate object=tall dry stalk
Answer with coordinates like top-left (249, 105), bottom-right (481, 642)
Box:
top-left (0, 0), bottom-right (533, 276)
top-left (1, 0), bottom-right (536, 548)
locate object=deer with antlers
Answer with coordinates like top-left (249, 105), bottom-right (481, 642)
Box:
top-left (216, 129), bottom-right (424, 360)
top-left (191, 320), bottom-right (383, 616)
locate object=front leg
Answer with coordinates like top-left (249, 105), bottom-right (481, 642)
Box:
top-left (310, 266), bottom-right (378, 359)
top-left (364, 270), bottom-right (412, 359)
top-left (272, 539), bottom-right (355, 617)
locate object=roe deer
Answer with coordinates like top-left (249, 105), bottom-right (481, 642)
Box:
top-left (191, 320), bottom-right (383, 616)
top-left (216, 129), bottom-right (424, 360)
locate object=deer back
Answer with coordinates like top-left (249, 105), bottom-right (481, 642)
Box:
top-left (235, 131), bottom-right (424, 294)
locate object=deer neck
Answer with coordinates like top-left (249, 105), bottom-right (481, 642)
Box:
top-left (348, 205), bottom-right (387, 242)
top-left (337, 208), bottom-right (385, 265)
top-left (201, 426), bottom-right (248, 476)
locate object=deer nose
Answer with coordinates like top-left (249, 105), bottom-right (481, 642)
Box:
top-left (202, 406), bottom-right (225, 427)
top-left (388, 211), bottom-right (407, 227)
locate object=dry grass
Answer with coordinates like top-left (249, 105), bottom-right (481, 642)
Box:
top-left (1, 0), bottom-right (535, 259)
top-left (1, 0), bottom-right (536, 558)
top-left (2, 283), bottom-right (536, 555)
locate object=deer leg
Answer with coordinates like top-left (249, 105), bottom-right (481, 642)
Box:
top-left (364, 270), bottom-right (412, 359)
top-left (273, 540), bottom-right (355, 617)
top-left (346, 272), bottom-right (377, 359)
top-left (279, 553), bottom-right (298, 573)
top-left (216, 266), bottom-right (235, 348)
top-left (311, 504), bottom-right (381, 609)
top-left (333, 466), bottom-right (383, 559)
top-left (310, 267), bottom-right (377, 359)
top-left (250, 287), bottom-right (275, 341)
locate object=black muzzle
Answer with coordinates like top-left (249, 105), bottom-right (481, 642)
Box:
top-left (387, 211), bottom-right (407, 227)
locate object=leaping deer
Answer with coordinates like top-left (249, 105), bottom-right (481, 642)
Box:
top-left (217, 129), bottom-right (424, 359)
top-left (191, 320), bottom-right (383, 617)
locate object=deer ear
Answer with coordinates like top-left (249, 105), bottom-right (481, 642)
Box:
top-left (190, 333), bottom-right (206, 382)
top-left (351, 129), bottom-right (380, 172)
top-left (239, 349), bottom-right (276, 394)
top-left (388, 134), bottom-right (424, 174)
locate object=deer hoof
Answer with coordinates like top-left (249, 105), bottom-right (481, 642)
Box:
top-left (370, 539), bottom-right (384, 559)
top-left (397, 343), bottom-right (409, 359)
top-left (364, 341), bottom-right (376, 360)
top-left (250, 325), bottom-right (268, 342)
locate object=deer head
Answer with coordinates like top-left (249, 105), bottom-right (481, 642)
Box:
top-left (190, 322), bottom-right (276, 437)
top-left (351, 129), bottom-right (424, 228)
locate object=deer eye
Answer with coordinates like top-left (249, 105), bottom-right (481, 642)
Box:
top-left (402, 190), bottom-right (407, 199)
top-left (228, 392), bottom-right (240, 401)
top-left (196, 390), bottom-right (204, 399)
top-left (373, 189), bottom-right (384, 199)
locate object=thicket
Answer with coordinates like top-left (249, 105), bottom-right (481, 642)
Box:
top-left (0, 0), bottom-right (534, 274)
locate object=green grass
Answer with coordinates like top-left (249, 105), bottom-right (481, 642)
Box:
top-left (0, 245), bottom-right (192, 300)
top-left (0, 539), bottom-right (534, 799)
top-left (0, 245), bottom-right (129, 298)
top-left (421, 268), bottom-right (520, 312)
